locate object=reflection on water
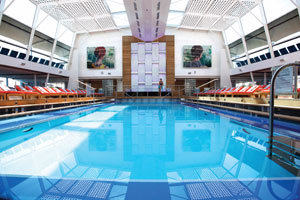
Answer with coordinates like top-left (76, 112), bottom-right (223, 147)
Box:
top-left (182, 130), bottom-right (211, 152)
top-left (0, 103), bottom-right (299, 199)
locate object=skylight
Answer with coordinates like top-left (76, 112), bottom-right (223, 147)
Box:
top-left (106, 0), bottom-right (126, 13)
top-left (58, 26), bottom-right (74, 46)
top-left (167, 11), bottom-right (184, 27)
top-left (4, 0), bottom-right (36, 27)
top-left (263, 0), bottom-right (296, 23)
top-left (241, 6), bottom-right (263, 36)
top-left (112, 12), bottom-right (129, 28)
top-left (36, 14), bottom-right (58, 38)
top-left (225, 26), bottom-right (241, 44)
top-left (170, 0), bottom-right (189, 12)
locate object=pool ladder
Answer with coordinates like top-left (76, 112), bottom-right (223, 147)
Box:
top-left (268, 62), bottom-right (300, 171)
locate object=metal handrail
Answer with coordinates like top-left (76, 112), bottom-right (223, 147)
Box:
top-left (77, 80), bottom-right (96, 99)
top-left (268, 62), bottom-right (300, 158)
top-left (99, 85), bottom-right (194, 98)
top-left (196, 79), bottom-right (219, 89)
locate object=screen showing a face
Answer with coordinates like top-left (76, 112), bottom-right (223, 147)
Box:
top-left (87, 46), bottom-right (115, 69)
top-left (183, 45), bottom-right (212, 68)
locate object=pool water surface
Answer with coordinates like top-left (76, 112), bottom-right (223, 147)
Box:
top-left (0, 102), bottom-right (299, 199)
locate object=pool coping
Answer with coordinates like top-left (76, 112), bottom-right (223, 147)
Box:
top-left (0, 101), bottom-right (115, 134)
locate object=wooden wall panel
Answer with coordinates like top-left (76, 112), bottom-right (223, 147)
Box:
top-left (122, 35), bottom-right (175, 89)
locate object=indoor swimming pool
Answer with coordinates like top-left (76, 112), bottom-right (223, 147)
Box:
top-left (0, 100), bottom-right (299, 200)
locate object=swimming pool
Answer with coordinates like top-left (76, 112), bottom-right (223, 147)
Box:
top-left (0, 100), bottom-right (299, 199)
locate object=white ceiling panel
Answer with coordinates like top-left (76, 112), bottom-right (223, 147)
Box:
top-left (28, 0), bottom-right (261, 33)
top-left (179, 0), bottom-right (259, 31)
top-left (29, 0), bottom-right (119, 33)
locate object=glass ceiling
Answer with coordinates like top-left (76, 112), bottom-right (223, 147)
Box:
top-left (106, 0), bottom-right (126, 13)
top-left (106, 0), bottom-right (190, 28)
top-left (2, 0), bottom-right (298, 34)
top-left (167, 0), bottom-right (189, 26)
top-left (224, 0), bottom-right (297, 45)
top-left (3, 0), bottom-right (74, 46)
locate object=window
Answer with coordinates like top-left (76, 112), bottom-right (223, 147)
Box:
top-left (225, 26), bottom-right (240, 44)
top-left (263, 0), bottom-right (296, 23)
top-left (106, 0), bottom-right (125, 13)
top-left (170, 0), bottom-right (189, 12)
top-left (0, 16), bottom-right (30, 53)
top-left (167, 11), bottom-right (184, 26)
top-left (36, 14), bottom-right (58, 38)
top-left (36, 9), bottom-right (48, 27)
top-left (58, 26), bottom-right (74, 46)
top-left (4, 0), bottom-right (36, 28)
top-left (241, 6), bottom-right (263, 36)
top-left (112, 12), bottom-right (129, 27)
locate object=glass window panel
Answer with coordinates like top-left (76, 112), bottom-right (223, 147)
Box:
top-left (225, 27), bottom-right (240, 44)
top-left (241, 6), bottom-right (263, 36)
top-left (112, 12), bottom-right (129, 27)
top-left (106, 0), bottom-right (125, 13)
top-left (36, 9), bottom-right (48, 27)
top-left (54, 41), bottom-right (71, 62)
top-left (170, 0), bottom-right (189, 11)
top-left (263, 0), bottom-right (296, 23)
top-left (0, 15), bottom-right (30, 53)
top-left (231, 22), bottom-right (241, 36)
top-left (4, 0), bottom-right (14, 7)
top-left (57, 24), bottom-right (67, 38)
top-left (229, 38), bottom-right (246, 68)
top-left (167, 11), bottom-right (184, 26)
top-left (36, 14), bottom-right (58, 38)
top-left (277, 32), bottom-right (300, 43)
top-left (245, 25), bottom-right (268, 61)
top-left (4, 0), bottom-right (36, 27)
top-left (58, 28), bottom-right (74, 46)
top-left (31, 31), bottom-right (54, 61)
top-left (268, 9), bottom-right (300, 48)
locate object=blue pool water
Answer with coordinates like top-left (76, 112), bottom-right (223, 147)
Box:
top-left (0, 101), bottom-right (299, 200)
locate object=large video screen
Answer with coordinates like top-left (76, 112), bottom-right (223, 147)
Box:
top-left (183, 45), bottom-right (212, 68)
top-left (87, 46), bottom-right (115, 69)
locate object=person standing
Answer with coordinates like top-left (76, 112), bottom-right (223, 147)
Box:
top-left (159, 78), bottom-right (163, 96)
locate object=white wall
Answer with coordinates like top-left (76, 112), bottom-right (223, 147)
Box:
top-left (166, 28), bottom-right (228, 79)
top-left (72, 29), bottom-right (131, 80)
top-left (69, 27), bottom-right (232, 88)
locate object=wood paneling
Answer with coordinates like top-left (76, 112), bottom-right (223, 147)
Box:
top-left (122, 35), bottom-right (175, 89)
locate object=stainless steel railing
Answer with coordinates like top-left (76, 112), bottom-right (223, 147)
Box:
top-left (268, 62), bottom-right (300, 158)
top-left (96, 85), bottom-right (196, 98)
